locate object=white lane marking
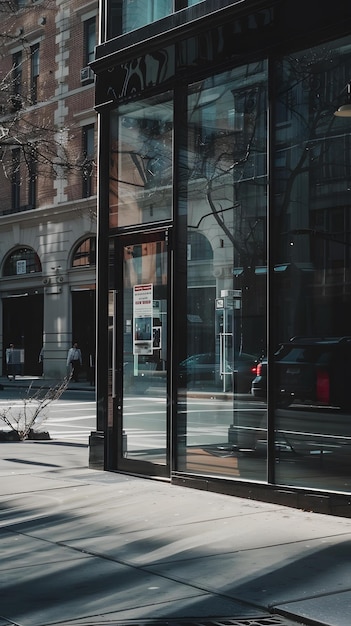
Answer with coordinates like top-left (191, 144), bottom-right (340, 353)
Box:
top-left (47, 415), bottom-right (95, 422)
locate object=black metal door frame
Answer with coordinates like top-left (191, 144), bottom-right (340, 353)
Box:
top-left (112, 227), bottom-right (172, 478)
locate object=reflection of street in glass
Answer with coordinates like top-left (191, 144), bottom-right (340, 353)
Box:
top-left (275, 405), bottom-right (351, 457)
top-left (121, 390), bottom-right (351, 490)
top-left (179, 352), bottom-right (258, 393)
top-left (134, 317), bottom-right (153, 354)
top-left (134, 341), bottom-right (152, 355)
top-left (134, 316), bottom-right (152, 340)
top-left (251, 337), bottom-right (351, 411)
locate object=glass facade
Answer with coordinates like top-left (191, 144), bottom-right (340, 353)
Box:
top-left (106, 0), bottom-right (206, 38)
top-left (178, 63), bottom-right (268, 478)
top-left (97, 0), bottom-right (351, 510)
top-left (123, 0), bottom-right (172, 33)
top-left (109, 94), bottom-right (173, 228)
top-left (272, 36), bottom-right (351, 491)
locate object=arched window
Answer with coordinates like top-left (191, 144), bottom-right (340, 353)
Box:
top-left (3, 247), bottom-right (41, 276)
top-left (72, 237), bottom-right (96, 267)
top-left (187, 231), bottom-right (213, 261)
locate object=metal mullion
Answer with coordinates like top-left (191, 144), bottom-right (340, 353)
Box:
top-left (267, 54), bottom-right (276, 485)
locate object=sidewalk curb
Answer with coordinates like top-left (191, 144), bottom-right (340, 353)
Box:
top-left (0, 376), bottom-right (95, 393)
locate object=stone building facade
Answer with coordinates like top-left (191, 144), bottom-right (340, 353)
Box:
top-left (0, 0), bottom-right (97, 378)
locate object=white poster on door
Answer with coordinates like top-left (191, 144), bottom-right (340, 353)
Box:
top-left (133, 283), bottom-right (153, 355)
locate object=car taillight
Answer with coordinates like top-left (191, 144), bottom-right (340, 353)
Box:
top-left (316, 368), bottom-right (330, 404)
top-left (256, 362), bottom-right (262, 376)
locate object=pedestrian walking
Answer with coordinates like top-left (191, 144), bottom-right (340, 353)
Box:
top-left (67, 342), bottom-right (82, 382)
top-left (88, 352), bottom-right (95, 386)
top-left (38, 347), bottom-right (44, 376)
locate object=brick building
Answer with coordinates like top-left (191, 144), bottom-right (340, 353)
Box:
top-left (0, 0), bottom-right (98, 378)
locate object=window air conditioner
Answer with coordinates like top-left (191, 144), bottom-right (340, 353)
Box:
top-left (80, 66), bottom-right (94, 83)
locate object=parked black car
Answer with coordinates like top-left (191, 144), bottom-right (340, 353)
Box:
top-left (179, 352), bottom-right (258, 392)
top-left (251, 336), bottom-right (351, 410)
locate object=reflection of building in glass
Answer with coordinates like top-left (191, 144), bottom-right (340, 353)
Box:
top-left (109, 96), bottom-right (173, 229)
top-left (94, 0), bottom-right (351, 517)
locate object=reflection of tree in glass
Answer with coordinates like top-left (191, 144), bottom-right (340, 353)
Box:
top-left (187, 66), bottom-right (268, 272)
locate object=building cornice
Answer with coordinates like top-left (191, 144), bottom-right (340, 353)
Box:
top-left (0, 196), bottom-right (97, 227)
top-left (75, 0), bottom-right (98, 19)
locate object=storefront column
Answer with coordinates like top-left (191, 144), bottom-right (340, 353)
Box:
top-left (42, 279), bottom-right (70, 379)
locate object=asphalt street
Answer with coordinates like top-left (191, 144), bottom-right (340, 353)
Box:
top-left (0, 384), bottom-right (96, 444)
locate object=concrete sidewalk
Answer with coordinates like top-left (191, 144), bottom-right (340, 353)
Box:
top-left (1, 440), bottom-right (351, 626)
top-left (0, 374), bottom-right (95, 393)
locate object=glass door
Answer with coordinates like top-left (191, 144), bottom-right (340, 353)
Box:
top-left (114, 230), bottom-right (170, 477)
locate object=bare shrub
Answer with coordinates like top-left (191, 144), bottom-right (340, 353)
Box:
top-left (0, 375), bottom-right (71, 440)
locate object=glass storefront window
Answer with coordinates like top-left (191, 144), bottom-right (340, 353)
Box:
top-left (178, 61), bottom-right (268, 480)
top-left (273, 35), bottom-right (351, 491)
top-left (99, 0), bottom-right (351, 509)
top-left (109, 93), bottom-right (173, 228)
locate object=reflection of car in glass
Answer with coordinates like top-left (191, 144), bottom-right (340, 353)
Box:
top-left (251, 336), bottom-right (351, 410)
top-left (179, 352), bottom-right (258, 392)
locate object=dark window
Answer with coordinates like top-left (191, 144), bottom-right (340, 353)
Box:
top-left (84, 17), bottom-right (96, 67)
top-left (28, 148), bottom-right (37, 209)
top-left (30, 43), bottom-right (40, 104)
top-left (108, 0), bottom-right (123, 39)
top-left (82, 124), bottom-right (95, 198)
top-left (11, 148), bottom-right (21, 210)
top-left (3, 247), bottom-right (41, 276)
top-left (11, 51), bottom-right (22, 110)
top-left (16, 0), bottom-right (39, 6)
top-left (12, 51), bottom-right (22, 94)
top-left (72, 237), bottom-right (96, 267)
top-left (310, 207), bottom-right (351, 270)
